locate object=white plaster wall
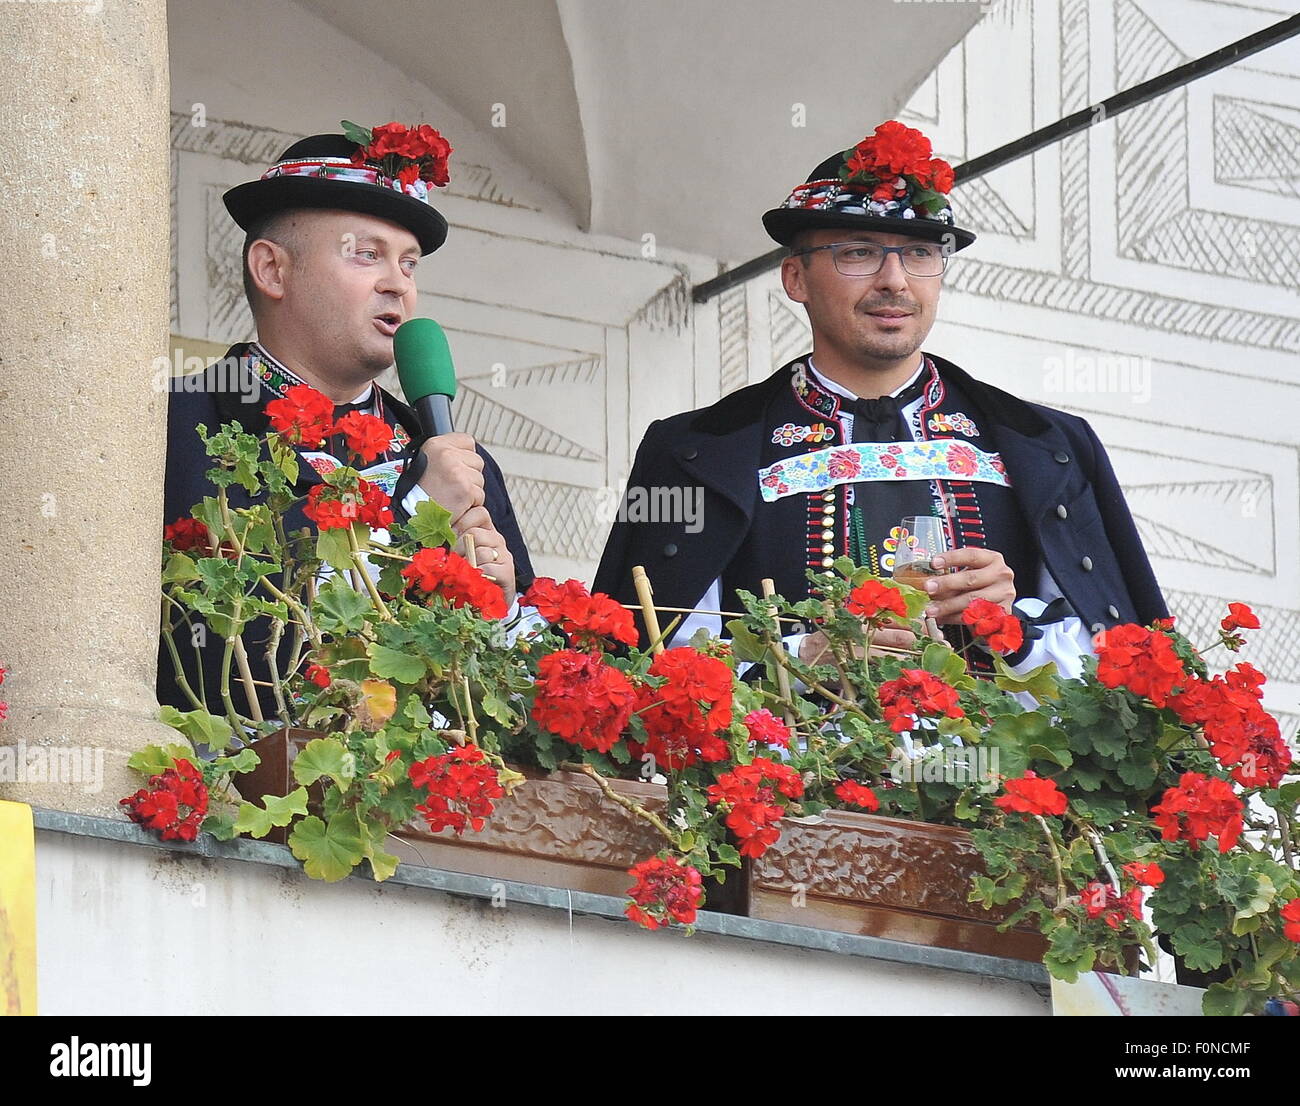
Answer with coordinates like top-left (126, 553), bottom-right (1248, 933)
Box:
top-left (35, 834), bottom-right (1048, 1015)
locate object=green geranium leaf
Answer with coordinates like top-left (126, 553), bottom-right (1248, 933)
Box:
top-left (127, 741), bottom-right (197, 777)
top-left (407, 498), bottom-right (457, 549)
top-left (1043, 924), bottom-right (1096, 983)
top-left (992, 657), bottom-right (1061, 702)
top-left (1201, 983), bottom-right (1250, 1018)
top-left (724, 619), bottom-right (769, 664)
top-left (156, 705), bottom-right (236, 752)
top-left (1172, 921), bottom-right (1225, 972)
top-left (202, 811), bottom-right (238, 842)
top-left (368, 642), bottom-right (426, 684)
top-left (162, 553), bottom-right (201, 584)
top-left (234, 787), bottom-right (310, 838)
top-left (314, 577), bottom-right (373, 634)
top-left (316, 527), bottom-right (355, 574)
top-left (289, 813), bottom-right (365, 882)
top-left (292, 737), bottom-right (356, 789)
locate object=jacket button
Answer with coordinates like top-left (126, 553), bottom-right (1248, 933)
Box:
top-left (663, 543), bottom-right (679, 558)
top-left (1107, 604), bottom-right (1120, 619)
top-left (1081, 556), bottom-right (1093, 571)
top-left (1056, 504), bottom-right (1068, 519)
top-left (681, 448), bottom-right (698, 462)
top-left (1054, 451), bottom-right (1070, 464)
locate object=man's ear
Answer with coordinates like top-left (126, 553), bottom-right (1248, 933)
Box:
top-left (247, 239), bottom-right (291, 303)
top-left (781, 253), bottom-right (809, 304)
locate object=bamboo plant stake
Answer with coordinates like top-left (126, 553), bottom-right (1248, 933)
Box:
top-left (632, 565), bottom-right (666, 655)
top-left (761, 577), bottom-right (797, 729)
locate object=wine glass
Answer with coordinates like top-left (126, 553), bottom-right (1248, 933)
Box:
top-left (891, 515), bottom-right (949, 590)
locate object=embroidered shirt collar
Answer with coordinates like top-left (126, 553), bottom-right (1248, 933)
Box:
top-left (806, 356), bottom-right (926, 404)
top-left (248, 340), bottom-right (375, 407)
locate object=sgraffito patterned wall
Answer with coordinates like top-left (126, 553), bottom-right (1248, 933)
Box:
top-left (723, 0), bottom-right (1300, 733)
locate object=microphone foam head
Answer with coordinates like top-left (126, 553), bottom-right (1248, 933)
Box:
top-left (394, 318), bottom-right (457, 402)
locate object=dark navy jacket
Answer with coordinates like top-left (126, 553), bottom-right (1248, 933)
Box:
top-left (594, 354), bottom-right (1167, 644)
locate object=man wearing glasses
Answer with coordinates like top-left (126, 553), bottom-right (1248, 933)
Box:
top-left (595, 120), bottom-right (1166, 674)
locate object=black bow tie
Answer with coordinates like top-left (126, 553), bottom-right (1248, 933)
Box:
top-left (332, 396), bottom-right (374, 421)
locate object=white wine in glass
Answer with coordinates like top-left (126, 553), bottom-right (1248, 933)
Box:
top-left (891, 515), bottom-right (949, 590)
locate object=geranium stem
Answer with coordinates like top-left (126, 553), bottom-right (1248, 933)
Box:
top-left (1034, 814), bottom-right (1069, 909)
top-left (564, 761), bottom-right (678, 847)
top-left (346, 525), bottom-right (395, 622)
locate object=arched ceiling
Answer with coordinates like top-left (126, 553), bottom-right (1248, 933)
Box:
top-left (298, 0), bottom-right (979, 260)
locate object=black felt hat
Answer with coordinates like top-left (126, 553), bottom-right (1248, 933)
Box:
top-left (224, 127), bottom-right (450, 255)
top-left (763, 121), bottom-right (975, 251)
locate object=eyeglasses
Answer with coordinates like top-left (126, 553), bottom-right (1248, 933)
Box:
top-left (790, 241), bottom-right (949, 277)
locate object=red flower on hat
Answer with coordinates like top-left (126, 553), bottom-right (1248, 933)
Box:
top-left (350, 120), bottom-right (453, 188)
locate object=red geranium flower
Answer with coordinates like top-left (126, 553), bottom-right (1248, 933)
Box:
top-left (304, 477), bottom-right (393, 532)
top-left (846, 578), bottom-right (909, 621)
top-left (1151, 771), bottom-right (1244, 853)
top-left (532, 649), bottom-right (637, 754)
top-left (120, 757), bottom-right (209, 843)
top-left (848, 120), bottom-right (934, 179)
top-left (401, 546), bottom-right (508, 620)
top-left (993, 771), bottom-right (1068, 817)
top-left (637, 648), bottom-right (734, 770)
top-left (743, 709), bottom-right (791, 749)
top-left (521, 577), bottom-right (638, 648)
top-left (164, 517), bottom-right (212, 553)
top-left (304, 664), bottom-right (331, 688)
top-left (625, 856), bottom-right (704, 930)
top-left (1168, 669), bottom-right (1290, 788)
top-left (834, 779), bottom-right (880, 811)
top-left (266, 384), bottom-right (335, 448)
top-left (1082, 881), bottom-right (1145, 931)
top-left (1122, 861), bottom-right (1165, 887)
top-left (408, 743), bottom-right (503, 835)
top-left (1281, 898), bottom-right (1300, 943)
top-left (707, 758), bottom-right (804, 859)
top-left (962, 597), bottom-right (1024, 655)
top-left (1094, 623), bottom-right (1186, 708)
top-left (333, 411), bottom-right (393, 464)
top-left (1221, 602), bottom-right (1260, 633)
top-left (877, 669), bottom-right (964, 733)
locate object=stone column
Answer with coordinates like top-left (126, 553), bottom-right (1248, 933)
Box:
top-left (0, 0), bottom-right (176, 814)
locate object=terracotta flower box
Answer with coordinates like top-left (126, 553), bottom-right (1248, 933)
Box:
top-left (748, 808), bottom-right (1049, 962)
top-left (235, 728), bottom-right (670, 899)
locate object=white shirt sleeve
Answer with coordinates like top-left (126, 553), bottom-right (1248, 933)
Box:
top-left (1001, 564), bottom-right (1096, 680)
top-left (401, 480), bottom-right (431, 519)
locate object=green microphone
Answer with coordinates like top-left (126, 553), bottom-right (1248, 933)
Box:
top-left (394, 318), bottom-right (458, 438)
